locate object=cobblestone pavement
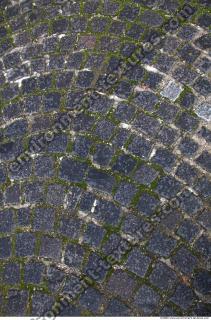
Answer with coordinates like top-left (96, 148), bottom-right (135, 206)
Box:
top-left (0, 0), bottom-right (211, 317)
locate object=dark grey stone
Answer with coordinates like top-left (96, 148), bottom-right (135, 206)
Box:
top-left (91, 17), bottom-right (109, 32)
top-left (179, 190), bottom-right (203, 216)
top-left (140, 10), bottom-right (163, 26)
top-left (106, 270), bottom-right (136, 300)
top-left (73, 136), bottom-right (92, 158)
top-left (171, 247), bottom-right (197, 275)
top-left (46, 184), bottom-right (66, 206)
top-left (133, 91), bottom-right (158, 112)
top-left (105, 299), bottom-right (131, 316)
top-left (178, 43), bottom-right (200, 64)
top-left (16, 232), bottom-right (36, 257)
top-left (114, 182), bottom-right (137, 206)
top-left (195, 56), bottom-right (211, 74)
top-left (180, 92), bottom-right (195, 109)
top-left (44, 92), bottom-right (61, 111)
top-left (155, 54), bottom-right (175, 72)
top-left (24, 182), bottom-right (44, 204)
top-left (128, 135), bottom-right (153, 159)
top-left (144, 72), bottom-right (163, 89)
top-left (56, 71), bottom-right (73, 88)
top-left (156, 102), bottom-right (178, 123)
top-left (45, 266), bottom-right (65, 292)
top-left (176, 112), bottom-right (199, 132)
top-left (195, 235), bottom-right (211, 258)
top-left (0, 237), bottom-right (11, 258)
top-left (60, 158), bottom-right (87, 182)
top-left (133, 113), bottom-right (161, 137)
top-left (120, 4), bottom-right (139, 21)
top-left (177, 220), bottom-right (200, 241)
top-left (152, 148), bottom-right (176, 172)
top-left (3, 263), bottom-right (20, 284)
top-left (115, 81), bottom-right (133, 99)
top-left (0, 164), bottom-right (6, 184)
top-left (66, 186), bottom-right (82, 210)
top-left (112, 154), bottom-right (136, 175)
top-left (133, 285), bottom-right (160, 315)
top-left (67, 52), bottom-right (84, 69)
top-left (24, 262), bottom-right (45, 284)
top-left (64, 243), bottom-right (84, 268)
top-left (134, 164), bottom-right (158, 186)
top-left (40, 236), bottom-right (62, 261)
top-left (198, 209), bottom-right (211, 230)
top-left (93, 144), bottom-right (114, 166)
top-left (83, 223), bottom-right (105, 248)
top-left (195, 176), bottom-right (211, 198)
top-left (52, 18), bottom-right (69, 33)
top-left (158, 127), bottom-right (178, 145)
top-left (5, 184), bottom-right (20, 205)
top-left (4, 290), bottom-right (28, 316)
top-left (84, 252), bottom-right (108, 282)
top-left (176, 162), bottom-right (198, 184)
top-left (93, 198), bottom-right (121, 225)
top-left (195, 34), bottom-right (211, 50)
top-left (33, 207), bottom-right (55, 231)
top-left (148, 231), bottom-right (177, 257)
top-left (22, 77), bottom-right (37, 94)
top-left (47, 134), bottom-right (68, 153)
top-left (150, 262), bottom-right (177, 291)
top-left (79, 288), bottom-right (103, 313)
top-left (178, 25), bottom-right (198, 40)
top-left (32, 293), bottom-right (54, 316)
top-left (0, 209), bottom-right (14, 232)
top-left (126, 248), bottom-right (151, 277)
top-left (4, 120), bottom-right (27, 138)
top-left (137, 193), bottom-right (159, 216)
top-left (59, 216), bottom-right (82, 239)
top-left (77, 71), bottom-right (94, 88)
top-left (178, 137), bottom-right (198, 157)
top-left (196, 151), bottom-right (211, 172)
top-left (95, 120), bottom-right (115, 141)
top-left (112, 128), bottom-right (130, 148)
top-left (87, 168), bottom-right (115, 193)
top-left (193, 270), bottom-right (211, 295)
top-left (102, 233), bottom-right (123, 255)
top-left (34, 155), bottom-right (55, 177)
top-left (194, 77), bottom-right (211, 96)
top-left (17, 208), bottom-right (31, 226)
top-left (170, 284), bottom-right (194, 310)
top-left (156, 176), bottom-right (182, 199)
top-left (24, 95), bottom-right (41, 113)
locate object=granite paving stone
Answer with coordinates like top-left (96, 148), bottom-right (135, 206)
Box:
top-left (0, 0), bottom-right (210, 316)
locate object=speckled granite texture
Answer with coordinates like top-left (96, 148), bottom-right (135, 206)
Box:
top-left (0, 0), bottom-right (211, 317)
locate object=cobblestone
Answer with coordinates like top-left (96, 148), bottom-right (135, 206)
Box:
top-left (0, 0), bottom-right (210, 316)
top-left (133, 285), bottom-right (160, 315)
top-left (149, 262), bottom-right (177, 291)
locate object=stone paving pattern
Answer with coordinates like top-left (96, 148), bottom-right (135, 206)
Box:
top-left (0, 0), bottom-right (211, 316)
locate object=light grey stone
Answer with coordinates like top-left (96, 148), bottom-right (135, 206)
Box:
top-left (195, 102), bottom-right (211, 121)
top-left (161, 81), bottom-right (183, 101)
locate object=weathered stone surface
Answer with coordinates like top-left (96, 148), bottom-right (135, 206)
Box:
top-left (195, 102), bottom-right (211, 121)
top-left (0, 0), bottom-right (210, 316)
top-left (161, 81), bottom-right (183, 101)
